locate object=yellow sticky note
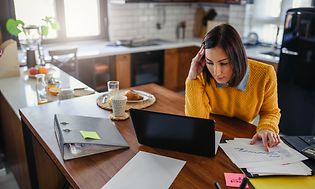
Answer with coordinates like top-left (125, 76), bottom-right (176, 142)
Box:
top-left (80, 130), bottom-right (101, 140)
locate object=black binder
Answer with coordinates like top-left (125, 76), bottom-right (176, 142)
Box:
top-left (54, 114), bottom-right (129, 160)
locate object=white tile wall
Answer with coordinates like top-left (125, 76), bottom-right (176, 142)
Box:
top-left (107, 2), bottom-right (230, 41)
top-left (228, 4), bottom-right (252, 37)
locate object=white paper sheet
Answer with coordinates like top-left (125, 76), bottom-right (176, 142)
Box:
top-left (219, 138), bottom-right (311, 176)
top-left (101, 151), bottom-right (186, 189)
top-left (247, 162), bottom-right (312, 176)
top-left (215, 131), bottom-right (223, 154)
top-left (220, 138), bottom-right (307, 168)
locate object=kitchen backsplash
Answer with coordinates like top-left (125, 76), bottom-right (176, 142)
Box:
top-left (107, 3), bottom-right (244, 41)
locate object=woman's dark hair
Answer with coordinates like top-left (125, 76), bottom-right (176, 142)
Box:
top-left (202, 24), bottom-right (247, 87)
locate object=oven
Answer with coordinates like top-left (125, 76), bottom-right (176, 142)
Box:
top-left (131, 50), bottom-right (164, 86)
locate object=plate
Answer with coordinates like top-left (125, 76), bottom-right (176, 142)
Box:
top-left (126, 90), bottom-right (151, 103)
top-left (26, 67), bottom-right (56, 78)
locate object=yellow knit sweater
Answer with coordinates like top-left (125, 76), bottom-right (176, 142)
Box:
top-left (185, 59), bottom-right (280, 133)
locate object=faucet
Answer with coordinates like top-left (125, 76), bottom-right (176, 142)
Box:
top-left (274, 26), bottom-right (280, 50)
top-left (176, 21), bottom-right (186, 40)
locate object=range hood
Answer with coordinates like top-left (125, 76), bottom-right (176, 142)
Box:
top-left (110, 0), bottom-right (190, 3)
top-left (110, 0), bottom-right (155, 3)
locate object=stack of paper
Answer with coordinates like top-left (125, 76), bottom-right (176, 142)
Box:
top-left (219, 138), bottom-right (312, 176)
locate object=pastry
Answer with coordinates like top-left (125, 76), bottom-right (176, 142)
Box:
top-left (124, 90), bottom-right (143, 101)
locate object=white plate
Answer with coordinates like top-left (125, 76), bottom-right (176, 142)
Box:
top-left (126, 90), bottom-right (150, 103)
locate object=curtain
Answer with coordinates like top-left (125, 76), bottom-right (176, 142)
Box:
top-left (0, 0), bottom-right (17, 42)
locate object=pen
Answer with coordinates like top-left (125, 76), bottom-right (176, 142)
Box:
top-left (214, 181), bottom-right (222, 189)
top-left (239, 177), bottom-right (248, 189)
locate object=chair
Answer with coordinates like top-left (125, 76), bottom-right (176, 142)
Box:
top-left (48, 48), bottom-right (78, 78)
top-left (93, 62), bottom-right (111, 92)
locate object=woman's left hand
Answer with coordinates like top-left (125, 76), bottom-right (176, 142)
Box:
top-left (250, 130), bottom-right (281, 152)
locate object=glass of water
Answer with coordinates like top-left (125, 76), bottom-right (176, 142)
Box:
top-left (35, 74), bottom-right (48, 104)
top-left (107, 81), bottom-right (119, 99)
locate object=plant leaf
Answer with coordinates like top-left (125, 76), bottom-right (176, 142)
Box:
top-left (50, 21), bottom-right (60, 30)
top-left (6, 18), bottom-right (24, 36)
top-left (41, 25), bottom-right (49, 37)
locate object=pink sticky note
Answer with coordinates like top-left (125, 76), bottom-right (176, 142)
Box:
top-left (224, 173), bottom-right (249, 188)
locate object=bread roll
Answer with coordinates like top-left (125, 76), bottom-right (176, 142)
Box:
top-left (124, 90), bottom-right (143, 101)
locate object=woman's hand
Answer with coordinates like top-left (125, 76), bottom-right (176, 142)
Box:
top-left (187, 45), bottom-right (206, 80)
top-left (250, 129), bottom-right (281, 152)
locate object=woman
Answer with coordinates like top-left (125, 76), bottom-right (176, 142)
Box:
top-left (185, 24), bottom-right (281, 151)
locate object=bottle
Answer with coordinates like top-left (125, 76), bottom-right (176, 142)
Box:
top-left (35, 74), bottom-right (48, 104)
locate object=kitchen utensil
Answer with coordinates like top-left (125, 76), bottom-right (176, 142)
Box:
top-left (193, 8), bottom-right (205, 38)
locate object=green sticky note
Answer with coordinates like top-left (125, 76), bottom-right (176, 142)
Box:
top-left (80, 130), bottom-right (101, 140)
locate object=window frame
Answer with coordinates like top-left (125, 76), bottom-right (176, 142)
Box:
top-left (42, 0), bottom-right (108, 44)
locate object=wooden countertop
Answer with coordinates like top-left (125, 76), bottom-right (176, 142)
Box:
top-left (20, 83), bottom-right (256, 189)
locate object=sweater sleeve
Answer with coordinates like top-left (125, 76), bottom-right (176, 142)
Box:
top-left (185, 75), bottom-right (211, 119)
top-left (257, 67), bottom-right (281, 133)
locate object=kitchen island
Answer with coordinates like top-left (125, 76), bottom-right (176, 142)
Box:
top-left (0, 65), bottom-right (94, 189)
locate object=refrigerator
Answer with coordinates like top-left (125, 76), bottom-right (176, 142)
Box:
top-left (278, 8), bottom-right (315, 135)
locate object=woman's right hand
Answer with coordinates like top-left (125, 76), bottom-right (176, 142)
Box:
top-left (187, 45), bottom-right (206, 80)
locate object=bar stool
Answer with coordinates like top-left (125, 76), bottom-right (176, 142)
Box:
top-left (94, 62), bottom-right (111, 92)
top-left (48, 48), bottom-right (78, 78)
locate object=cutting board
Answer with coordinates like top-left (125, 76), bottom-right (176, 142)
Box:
top-left (0, 39), bottom-right (20, 78)
top-left (0, 30), bottom-right (3, 44)
top-left (193, 7), bottom-right (205, 38)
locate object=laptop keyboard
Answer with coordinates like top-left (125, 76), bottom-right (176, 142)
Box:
top-left (299, 136), bottom-right (315, 145)
top-left (281, 136), bottom-right (309, 151)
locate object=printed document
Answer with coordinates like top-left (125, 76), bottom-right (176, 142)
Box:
top-left (219, 138), bottom-right (311, 176)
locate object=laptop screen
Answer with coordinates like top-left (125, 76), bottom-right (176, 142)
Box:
top-left (130, 109), bottom-right (216, 157)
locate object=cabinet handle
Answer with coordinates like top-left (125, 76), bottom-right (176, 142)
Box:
top-left (281, 48), bottom-right (298, 56)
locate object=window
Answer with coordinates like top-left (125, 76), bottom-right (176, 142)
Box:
top-left (13, 0), bottom-right (107, 42)
top-left (14, 0), bottom-right (57, 39)
top-left (250, 0), bottom-right (313, 44)
top-left (64, 0), bottom-right (100, 38)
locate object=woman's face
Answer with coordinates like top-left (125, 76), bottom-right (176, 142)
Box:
top-left (205, 47), bottom-right (233, 84)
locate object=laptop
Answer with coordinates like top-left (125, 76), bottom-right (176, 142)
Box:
top-left (129, 108), bottom-right (217, 157)
top-left (281, 135), bottom-right (315, 152)
top-left (281, 135), bottom-right (315, 171)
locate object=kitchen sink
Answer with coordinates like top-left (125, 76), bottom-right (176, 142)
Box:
top-left (260, 50), bottom-right (280, 58)
top-left (106, 38), bottom-right (174, 48)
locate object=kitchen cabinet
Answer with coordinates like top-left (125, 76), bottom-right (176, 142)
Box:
top-left (198, 0), bottom-right (249, 3)
top-left (115, 54), bottom-right (131, 89)
top-left (198, 0), bottom-right (226, 3)
top-left (115, 47), bottom-right (197, 91)
top-left (164, 46), bottom-right (199, 91)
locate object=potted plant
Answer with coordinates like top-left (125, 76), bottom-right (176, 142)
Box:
top-left (6, 16), bottom-right (60, 38)
top-left (6, 17), bottom-right (60, 66)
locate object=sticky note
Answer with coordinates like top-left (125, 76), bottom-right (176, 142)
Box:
top-left (80, 130), bottom-right (101, 140)
top-left (224, 173), bottom-right (249, 188)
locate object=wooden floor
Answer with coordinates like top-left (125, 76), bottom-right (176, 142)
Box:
top-left (0, 155), bottom-right (20, 189)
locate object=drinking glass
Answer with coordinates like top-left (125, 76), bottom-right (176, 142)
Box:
top-left (107, 81), bottom-right (119, 99)
top-left (35, 74), bottom-right (48, 104)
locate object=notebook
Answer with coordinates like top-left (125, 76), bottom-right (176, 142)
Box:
top-left (129, 109), bottom-right (220, 157)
